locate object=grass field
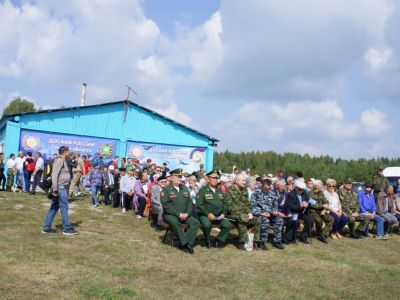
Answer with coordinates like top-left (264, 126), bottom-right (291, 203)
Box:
top-left (0, 191), bottom-right (399, 300)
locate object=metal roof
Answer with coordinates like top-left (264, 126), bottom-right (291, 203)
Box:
top-left (1, 100), bottom-right (219, 143)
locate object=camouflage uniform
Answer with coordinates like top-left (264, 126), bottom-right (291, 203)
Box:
top-left (308, 190), bottom-right (334, 237)
top-left (197, 184), bottom-right (233, 244)
top-left (224, 186), bottom-right (261, 243)
top-left (250, 188), bottom-right (283, 243)
top-left (372, 174), bottom-right (389, 193)
top-left (337, 188), bottom-right (369, 233)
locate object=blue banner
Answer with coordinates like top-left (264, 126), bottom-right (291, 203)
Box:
top-left (0, 129), bottom-right (5, 154)
top-left (19, 129), bottom-right (118, 166)
top-left (126, 141), bottom-right (206, 173)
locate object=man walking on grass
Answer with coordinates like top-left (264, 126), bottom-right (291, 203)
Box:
top-left (42, 146), bottom-right (79, 235)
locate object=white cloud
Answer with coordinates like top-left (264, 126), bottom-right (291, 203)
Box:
top-left (147, 102), bottom-right (193, 126)
top-left (214, 99), bottom-right (391, 158)
top-left (194, 0), bottom-right (392, 100)
top-left (361, 109), bottom-right (390, 136)
top-left (365, 48), bottom-right (393, 72)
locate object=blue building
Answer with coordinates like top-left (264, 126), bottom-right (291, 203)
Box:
top-left (0, 100), bottom-right (218, 173)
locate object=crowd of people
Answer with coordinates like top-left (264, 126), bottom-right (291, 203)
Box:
top-left (2, 146), bottom-right (400, 253)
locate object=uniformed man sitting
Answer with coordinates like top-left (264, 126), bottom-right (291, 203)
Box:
top-left (197, 170), bottom-right (233, 248)
top-left (161, 168), bottom-right (200, 254)
top-left (224, 173), bottom-right (262, 250)
top-left (250, 178), bottom-right (285, 250)
top-left (337, 179), bottom-right (369, 239)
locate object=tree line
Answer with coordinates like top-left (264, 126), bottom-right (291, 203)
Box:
top-left (214, 150), bottom-right (400, 183)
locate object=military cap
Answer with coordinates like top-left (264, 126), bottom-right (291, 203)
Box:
top-left (157, 174), bottom-right (167, 182)
top-left (378, 166), bottom-right (384, 171)
top-left (206, 170), bottom-right (221, 179)
top-left (170, 168), bottom-right (183, 176)
top-left (118, 167), bottom-right (126, 172)
top-left (343, 178), bottom-right (352, 184)
top-left (125, 165), bottom-right (134, 171)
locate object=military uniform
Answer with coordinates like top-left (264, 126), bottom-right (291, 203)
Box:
top-left (161, 181), bottom-right (200, 247)
top-left (372, 174), bottom-right (389, 193)
top-left (337, 188), bottom-right (369, 234)
top-left (197, 184), bottom-right (233, 245)
top-left (250, 187), bottom-right (283, 243)
top-left (224, 185), bottom-right (261, 243)
top-left (308, 190), bottom-right (334, 237)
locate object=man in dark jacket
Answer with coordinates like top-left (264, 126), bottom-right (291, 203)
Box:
top-left (113, 167), bottom-right (125, 208)
top-left (286, 180), bottom-right (314, 243)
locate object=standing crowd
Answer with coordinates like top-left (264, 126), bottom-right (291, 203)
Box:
top-left (2, 147), bottom-right (400, 253)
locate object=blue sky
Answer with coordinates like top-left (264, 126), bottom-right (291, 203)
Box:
top-left (1, 0), bottom-right (400, 158)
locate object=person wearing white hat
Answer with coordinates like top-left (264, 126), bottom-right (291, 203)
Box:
top-left (285, 180), bottom-right (315, 244)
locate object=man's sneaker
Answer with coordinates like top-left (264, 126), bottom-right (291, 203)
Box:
top-left (63, 229), bottom-right (79, 236)
top-left (375, 235), bottom-right (388, 240)
top-left (94, 203), bottom-right (100, 207)
top-left (122, 208), bottom-right (127, 214)
top-left (136, 215), bottom-right (142, 219)
top-left (41, 228), bottom-right (56, 234)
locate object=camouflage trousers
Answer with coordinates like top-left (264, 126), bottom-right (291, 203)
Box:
top-left (309, 211), bottom-right (334, 237)
top-left (237, 217), bottom-right (261, 243)
top-left (346, 214), bottom-right (369, 233)
top-left (260, 215), bottom-right (284, 243)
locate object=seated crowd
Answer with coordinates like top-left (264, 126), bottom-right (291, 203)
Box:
top-left (2, 148), bottom-right (400, 254)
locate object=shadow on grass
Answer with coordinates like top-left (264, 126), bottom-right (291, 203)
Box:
top-left (55, 221), bottom-right (82, 230)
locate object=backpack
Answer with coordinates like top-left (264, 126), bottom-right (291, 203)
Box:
top-left (26, 159), bottom-right (35, 172)
top-left (42, 158), bottom-right (65, 190)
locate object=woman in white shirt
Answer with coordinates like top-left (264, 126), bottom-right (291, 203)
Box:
top-left (323, 178), bottom-right (348, 240)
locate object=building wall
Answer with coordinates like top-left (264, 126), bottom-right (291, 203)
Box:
top-left (3, 102), bottom-right (215, 171)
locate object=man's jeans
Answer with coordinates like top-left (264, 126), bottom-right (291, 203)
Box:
top-left (16, 170), bottom-right (24, 188)
top-left (364, 215), bottom-right (384, 236)
top-left (43, 186), bottom-right (72, 232)
top-left (91, 184), bottom-right (101, 205)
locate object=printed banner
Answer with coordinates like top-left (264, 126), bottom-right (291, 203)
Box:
top-left (19, 129), bottom-right (118, 166)
top-left (126, 141), bottom-right (206, 173)
top-left (0, 130), bottom-right (5, 154)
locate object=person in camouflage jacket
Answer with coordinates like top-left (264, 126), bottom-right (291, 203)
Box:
top-left (337, 179), bottom-right (369, 238)
top-left (224, 174), bottom-right (261, 250)
top-left (308, 180), bottom-right (334, 243)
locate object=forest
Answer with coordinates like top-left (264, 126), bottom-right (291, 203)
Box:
top-left (213, 151), bottom-right (400, 183)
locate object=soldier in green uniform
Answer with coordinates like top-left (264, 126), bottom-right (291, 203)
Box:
top-left (224, 173), bottom-right (261, 250)
top-left (308, 180), bottom-right (334, 243)
top-left (337, 179), bottom-right (369, 239)
top-left (372, 167), bottom-right (389, 198)
top-left (197, 170), bottom-right (233, 248)
top-left (161, 168), bottom-right (200, 254)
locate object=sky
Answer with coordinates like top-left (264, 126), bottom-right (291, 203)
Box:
top-left (1, 0), bottom-right (400, 159)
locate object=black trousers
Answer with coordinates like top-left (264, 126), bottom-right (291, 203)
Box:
top-left (285, 213), bottom-right (314, 241)
top-left (31, 170), bottom-right (43, 194)
top-left (0, 168), bottom-right (6, 190)
top-left (104, 188), bottom-right (114, 204)
top-left (113, 191), bottom-right (120, 208)
top-left (122, 193), bottom-right (133, 210)
top-left (137, 196), bottom-right (146, 216)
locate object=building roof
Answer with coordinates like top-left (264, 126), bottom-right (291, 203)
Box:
top-left (1, 100), bottom-right (219, 143)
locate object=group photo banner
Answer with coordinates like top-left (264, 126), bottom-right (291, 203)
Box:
top-left (126, 141), bottom-right (207, 174)
top-left (19, 129), bottom-right (118, 166)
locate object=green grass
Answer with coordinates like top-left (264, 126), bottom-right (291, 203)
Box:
top-left (0, 191), bottom-right (399, 299)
